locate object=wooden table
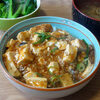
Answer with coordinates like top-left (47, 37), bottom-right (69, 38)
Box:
top-left (0, 0), bottom-right (100, 100)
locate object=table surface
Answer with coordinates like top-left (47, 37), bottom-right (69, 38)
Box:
top-left (0, 0), bottom-right (100, 100)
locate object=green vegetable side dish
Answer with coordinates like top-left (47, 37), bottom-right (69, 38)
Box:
top-left (0, 0), bottom-right (37, 18)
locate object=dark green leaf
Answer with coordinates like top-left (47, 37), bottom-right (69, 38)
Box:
top-left (21, 0), bottom-right (37, 15)
top-left (33, 0), bottom-right (37, 8)
top-left (0, 3), bottom-right (4, 8)
top-left (25, 4), bottom-right (35, 15)
top-left (12, 5), bottom-right (22, 18)
top-left (0, 5), bottom-right (8, 18)
top-left (0, 10), bottom-right (2, 17)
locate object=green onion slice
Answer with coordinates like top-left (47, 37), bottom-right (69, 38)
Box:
top-left (77, 63), bottom-right (85, 72)
top-left (51, 47), bottom-right (58, 53)
top-left (35, 72), bottom-right (42, 77)
top-left (33, 32), bottom-right (52, 45)
top-left (50, 75), bottom-right (62, 87)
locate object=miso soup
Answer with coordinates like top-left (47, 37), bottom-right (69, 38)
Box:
top-left (79, 1), bottom-right (100, 20)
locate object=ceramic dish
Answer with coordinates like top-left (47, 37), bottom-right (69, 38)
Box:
top-left (0, 0), bottom-right (40, 31)
top-left (72, 0), bottom-right (100, 40)
top-left (0, 16), bottom-right (100, 98)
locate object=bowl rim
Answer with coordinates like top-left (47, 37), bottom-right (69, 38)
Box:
top-left (0, 0), bottom-right (40, 20)
top-left (0, 16), bottom-right (100, 91)
top-left (72, 0), bottom-right (100, 22)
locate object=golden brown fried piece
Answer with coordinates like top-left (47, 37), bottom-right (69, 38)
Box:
top-left (17, 31), bottom-right (30, 42)
top-left (29, 24), bottom-right (53, 34)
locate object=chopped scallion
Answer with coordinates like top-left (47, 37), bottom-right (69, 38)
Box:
top-left (51, 47), bottom-right (58, 53)
top-left (77, 63), bottom-right (85, 72)
top-left (33, 32), bottom-right (52, 45)
top-left (35, 72), bottom-right (42, 77)
top-left (50, 75), bottom-right (62, 87)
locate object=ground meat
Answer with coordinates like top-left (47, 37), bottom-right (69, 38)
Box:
top-left (89, 45), bottom-right (95, 64)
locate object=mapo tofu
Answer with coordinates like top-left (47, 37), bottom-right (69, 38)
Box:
top-left (3, 24), bottom-right (95, 88)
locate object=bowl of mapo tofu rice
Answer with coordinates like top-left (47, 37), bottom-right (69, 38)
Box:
top-left (0, 17), bottom-right (100, 98)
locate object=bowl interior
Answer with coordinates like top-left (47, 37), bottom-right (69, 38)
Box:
top-left (0, 16), bottom-right (100, 87)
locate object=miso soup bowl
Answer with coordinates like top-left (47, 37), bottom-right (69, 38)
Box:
top-left (0, 0), bottom-right (40, 31)
top-left (72, 0), bottom-right (100, 40)
top-left (0, 16), bottom-right (100, 98)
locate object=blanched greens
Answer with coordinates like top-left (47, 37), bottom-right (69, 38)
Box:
top-left (0, 0), bottom-right (37, 18)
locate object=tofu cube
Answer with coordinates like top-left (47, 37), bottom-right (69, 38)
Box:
top-left (26, 77), bottom-right (47, 88)
top-left (30, 44), bottom-right (47, 55)
top-left (55, 40), bottom-right (67, 50)
top-left (6, 39), bottom-right (20, 48)
top-left (46, 39), bottom-right (57, 46)
top-left (31, 34), bottom-right (40, 43)
top-left (17, 45), bottom-right (33, 65)
top-left (23, 67), bottom-right (47, 88)
top-left (60, 73), bottom-right (73, 87)
top-left (29, 24), bottom-right (53, 34)
top-left (23, 71), bottom-right (38, 80)
top-left (48, 62), bottom-right (59, 74)
top-left (3, 52), bottom-right (21, 77)
top-left (17, 31), bottom-right (30, 42)
top-left (63, 44), bottom-right (77, 62)
top-left (30, 44), bottom-right (42, 55)
top-left (38, 57), bottom-right (46, 65)
top-left (71, 39), bottom-right (87, 51)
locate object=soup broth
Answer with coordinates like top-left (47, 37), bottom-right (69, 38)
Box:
top-left (79, 1), bottom-right (100, 20)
